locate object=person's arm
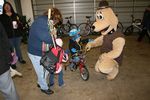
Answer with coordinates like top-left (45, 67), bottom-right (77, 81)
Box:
top-left (0, 22), bottom-right (12, 61)
top-left (35, 16), bottom-right (53, 44)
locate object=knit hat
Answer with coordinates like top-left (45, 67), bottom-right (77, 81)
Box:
top-left (69, 29), bottom-right (81, 41)
top-left (69, 28), bottom-right (80, 36)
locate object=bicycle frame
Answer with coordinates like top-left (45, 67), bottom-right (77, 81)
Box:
top-left (132, 23), bottom-right (142, 31)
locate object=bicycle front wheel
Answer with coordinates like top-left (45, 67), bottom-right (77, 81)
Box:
top-left (124, 26), bottom-right (133, 36)
top-left (80, 66), bottom-right (89, 81)
top-left (78, 23), bottom-right (90, 36)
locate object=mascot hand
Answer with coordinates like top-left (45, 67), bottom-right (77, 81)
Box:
top-left (85, 43), bottom-right (92, 51)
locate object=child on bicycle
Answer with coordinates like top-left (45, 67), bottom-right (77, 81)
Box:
top-left (68, 29), bottom-right (93, 71)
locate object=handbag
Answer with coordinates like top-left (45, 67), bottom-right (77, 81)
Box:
top-left (40, 48), bottom-right (61, 73)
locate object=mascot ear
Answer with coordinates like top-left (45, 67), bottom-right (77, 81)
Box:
top-left (98, 0), bottom-right (109, 9)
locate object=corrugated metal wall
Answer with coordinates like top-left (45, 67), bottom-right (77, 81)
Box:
top-left (32, 0), bottom-right (150, 28)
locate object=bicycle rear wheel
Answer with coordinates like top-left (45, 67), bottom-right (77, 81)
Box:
top-left (59, 24), bottom-right (68, 35)
top-left (78, 23), bottom-right (90, 36)
top-left (117, 22), bottom-right (124, 32)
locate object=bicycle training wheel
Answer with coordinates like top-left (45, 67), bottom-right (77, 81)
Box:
top-left (124, 26), bottom-right (133, 36)
top-left (78, 23), bottom-right (90, 36)
top-left (117, 22), bottom-right (124, 32)
top-left (80, 66), bottom-right (89, 81)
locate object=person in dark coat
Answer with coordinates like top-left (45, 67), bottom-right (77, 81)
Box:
top-left (28, 7), bottom-right (62, 95)
top-left (0, 2), bottom-right (26, 67)
top-left (0, 22), bottom-right (19, 100)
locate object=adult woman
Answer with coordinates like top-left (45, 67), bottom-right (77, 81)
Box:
top-left (28, 7), bottom-right (62, 95)
top-left (0, 2), bottom-right (26, 67)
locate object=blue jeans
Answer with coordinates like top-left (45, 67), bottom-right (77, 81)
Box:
top-left (0, 70), bottom-right (19, 100)
top-left (69, 56), bottom-right (80, 68)
top-left (49, 70), bottom-right (64, 86)
top-left (28, 53), bottom-right (49, 90)
top-left (9, 37), bottom-right (23, 60)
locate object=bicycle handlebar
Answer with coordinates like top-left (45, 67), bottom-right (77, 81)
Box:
top-left (86, 16), bottom-right (92, 19)
top-left (65, 16), bottom-right (72, 20)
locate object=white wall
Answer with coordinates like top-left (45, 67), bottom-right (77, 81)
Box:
top-left (20, 0), bottom-right (34, 24)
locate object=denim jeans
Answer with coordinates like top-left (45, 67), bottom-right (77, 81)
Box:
top-left (49, 70), bottom-right (64, 86)
top-left (28, 53), bottom-right (49, 90)
top-left (9, 37), bottom-right (23, 60)
top-left (69, 56), bottom-right (80, 69)
top-left (0, 70), bottom-right (19, 100)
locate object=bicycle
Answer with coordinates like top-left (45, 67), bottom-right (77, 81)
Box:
top-left (78, 16), bottom-right (95, 36)
top-left (124, 15), bottom-right (142, 36)
top-left (63, 16), bottom-right (78, 33)
top-left (57, 16), bottom-right (78, 37)
top-left (68, 50), bottom-right (89, 81)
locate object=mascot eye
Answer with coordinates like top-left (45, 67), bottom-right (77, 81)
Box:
top-left (96, 14), bottom-right (104, 20)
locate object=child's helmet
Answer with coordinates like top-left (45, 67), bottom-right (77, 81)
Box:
top-left (56, 38), bottom-right (63, 47)
top-left (69, 29), bottom-right (81, 41)
top-left (69, 28), bottom-right (80, 36)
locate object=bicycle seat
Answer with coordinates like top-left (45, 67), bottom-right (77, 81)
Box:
top-left (65, 16), bottom-right (72, 19)
top-left (86, 16), bottom-right (92, 19)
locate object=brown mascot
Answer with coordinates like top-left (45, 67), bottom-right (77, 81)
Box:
top-left (86, 0), bottom-right (125, 80)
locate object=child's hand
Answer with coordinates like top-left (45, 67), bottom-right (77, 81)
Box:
top-left (62, 53), bottom-right (68, 62)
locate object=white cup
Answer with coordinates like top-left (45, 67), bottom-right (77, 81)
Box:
top-left (12, 21), bottom-right (18, 29)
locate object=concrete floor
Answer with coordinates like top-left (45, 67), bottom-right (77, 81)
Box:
top-left (0, 35), bottom-right (150, 100)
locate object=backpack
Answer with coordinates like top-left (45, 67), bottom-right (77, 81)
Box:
top-left (40, 45), bottom-right (64, 74)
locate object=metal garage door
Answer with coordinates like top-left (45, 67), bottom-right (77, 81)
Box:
top-left (32, 0), bottom-right (150, 29)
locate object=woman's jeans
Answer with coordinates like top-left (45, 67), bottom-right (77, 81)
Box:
top-left (0, 70), bottom-right (19, 100)
top-left (28, 53), bottom-right (49, 90)
top-left (49, 70), bottom-right (64, 86)
top-left (9, 37), bottom-right (23, 60)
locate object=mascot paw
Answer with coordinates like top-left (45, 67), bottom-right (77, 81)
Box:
top-left (85, 43), bottom-right (92, 51)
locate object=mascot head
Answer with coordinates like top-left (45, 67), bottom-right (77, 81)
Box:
top-left (92, 0), bottom-right (118, 35)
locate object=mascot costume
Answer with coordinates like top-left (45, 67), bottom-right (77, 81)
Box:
top-left (86, 0), bottom-right (125, 80)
